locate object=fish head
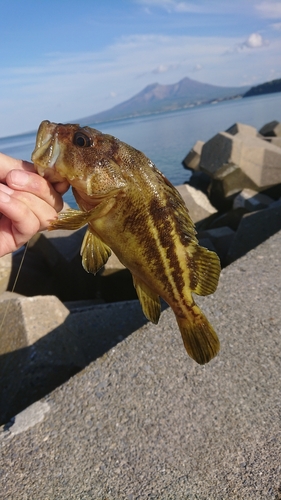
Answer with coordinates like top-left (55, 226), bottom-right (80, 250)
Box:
top-left (31, 120), bottom-right (127, 201)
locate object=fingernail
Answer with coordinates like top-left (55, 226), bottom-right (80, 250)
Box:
top-left (9, 170), bottom-right (30, 186)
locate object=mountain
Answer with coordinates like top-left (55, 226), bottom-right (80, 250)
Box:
top-left (243, 78), bottom-right (281, 98)
top-left (78, 77), bottom-right (250, 125)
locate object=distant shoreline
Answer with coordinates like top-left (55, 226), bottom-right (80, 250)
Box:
top-left (1, 90), bottom-right (281, 141)
top-left (243, 78), bottom-right (281, 98)
top-left (81, 94), bottom-right (245, 127)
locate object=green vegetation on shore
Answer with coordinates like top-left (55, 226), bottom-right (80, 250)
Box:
top-left (243, 78), bottom-right (281, 98)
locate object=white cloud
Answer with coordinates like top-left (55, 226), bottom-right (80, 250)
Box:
top-left (271, 21), bottom-right (281, 29)
top-left (172, 2), bottom-right (206, 13)
top-left (244, 32), bottom-right (267, 48)
top-left (225, 32), bottom-right (270, 53)
top-left (193, 63), bottom-right (203, 71)
top-left (256, 1), bottom-right (281, 19)
top-left (136, 0), bottom-right (258, 15)
top-left (151, 63), bottom-right (180, 74)
top-left (136, 0), bottom-right (207, 13)
top-left (153, 64), bottom-right (169, 73)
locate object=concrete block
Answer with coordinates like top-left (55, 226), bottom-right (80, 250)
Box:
top-left (200, 132), bottom-right (242, 175)
top-left (226, 202), bottom-right (281, 264)
top-left (197, 226), bottom-right (235, 265)
top-left (226, 122), bottom-right (258, 137)
top-left (0, 290), bottom-right (22, 301)
top-left (12, 227), bottom-right (106, 302)
top-left (197, 237), bottom-right (216, 254)
top-left (239, 136), bottom-right (281, 187)
top-left (267, 136), bottom-right (281, 148)
top-left (201, 132), bottom-right (281, 192)
top-left (0, 297), bottom-right (147, 424)
top-left (233, 188), bottom-right (274, 211)
top-left (206, 207), bottom-right (248, 232)
top-left (8, 246), bottom-right (55, 297)
top-left (182, 140), bottom-right (204, 171)
top-left (209, 163), bottom-right (258, 211)
top-left (28, 226), bottom-right (87, 267)
top-left (0, 295), bottom-right (86, 424)
top-left (0, 253), bottom-right (12, 294)
top-left (102, 252), bottom-right (125, 275)
top-left (259, 120), bottom-right (281, 137)
top-left (188, 171), bottom-right (212, 195)
top-left (8, 242), bottom-right (136, 304)
top-left (176, 184), bottom-right (217, 223)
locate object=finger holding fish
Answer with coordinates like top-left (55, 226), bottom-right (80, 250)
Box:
top-left (0, 152), bottom-right (69, 196)
top-left (0, 182), bottom-right (61, 255)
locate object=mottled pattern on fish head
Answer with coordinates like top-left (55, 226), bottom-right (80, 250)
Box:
top-left (32, 120), bottom-right (127, 201)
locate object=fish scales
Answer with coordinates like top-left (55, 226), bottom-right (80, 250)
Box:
top-left (32, 120), bottom-right (221, 365)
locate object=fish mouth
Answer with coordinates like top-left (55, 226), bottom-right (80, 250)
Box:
top-left (31, 121), bottom-right (66, 183)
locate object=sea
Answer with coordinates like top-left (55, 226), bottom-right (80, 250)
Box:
top-left (1, 93), bottom-right (281, 208)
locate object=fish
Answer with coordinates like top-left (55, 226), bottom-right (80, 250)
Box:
top-left (32, 120), bottom-right (221, 365)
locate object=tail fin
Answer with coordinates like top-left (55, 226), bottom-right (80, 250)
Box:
top-left (176, 304), bottom-right (220, 364)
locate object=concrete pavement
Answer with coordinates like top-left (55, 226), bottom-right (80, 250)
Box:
top-left (0, 230), bottom-right (280, 499)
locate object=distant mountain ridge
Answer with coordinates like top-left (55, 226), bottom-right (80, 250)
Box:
top-left (243, 78), bottom-right (281, 98)
top-left (78, 77), bottom-right (250, 125)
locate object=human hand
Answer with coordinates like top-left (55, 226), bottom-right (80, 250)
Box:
top-left (0, 152), bottom-right (70, 257)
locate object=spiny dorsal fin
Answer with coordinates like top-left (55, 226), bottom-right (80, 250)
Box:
top-left (132, 275), bottom-right (161, 324)
top-left (190, 245), bottom-right (221, 296)
top-left (81, 228), bottom-right (111, 274)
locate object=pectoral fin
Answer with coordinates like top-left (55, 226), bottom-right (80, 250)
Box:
top-left (49, 208), bottom-right (93, 231)
top-left (81, 228), bottom-right (111, 275)
top-left (132, 275), bottom-right (161, 324)
top-left (49, 196), bottom-right (117, 231)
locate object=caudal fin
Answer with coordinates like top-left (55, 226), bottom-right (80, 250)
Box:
top-left (176, 304), bottom-right (220, 365)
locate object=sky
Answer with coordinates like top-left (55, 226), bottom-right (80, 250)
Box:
top-left (0, 0), bottom-right (281, 137)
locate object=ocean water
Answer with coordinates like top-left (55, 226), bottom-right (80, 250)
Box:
top-left (1, 93), bottom-right (281, 208)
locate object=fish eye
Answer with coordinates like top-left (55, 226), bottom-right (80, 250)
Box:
top-left (73, 132), bottom-right (92, 147)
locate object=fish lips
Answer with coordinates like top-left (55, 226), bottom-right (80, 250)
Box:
top-left (32, 131), bottom-right (66, 183)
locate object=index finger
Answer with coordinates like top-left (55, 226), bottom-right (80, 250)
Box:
top-left (0, 152), bottom-right (34, 181)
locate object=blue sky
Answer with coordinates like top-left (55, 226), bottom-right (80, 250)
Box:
top-left (0, 0), bottom-right (281, 137)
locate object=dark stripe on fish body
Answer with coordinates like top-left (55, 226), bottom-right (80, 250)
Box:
top-left (148, 197), bottom-right (188, 304)
top-left (186, 254), bottom-right (200, 292)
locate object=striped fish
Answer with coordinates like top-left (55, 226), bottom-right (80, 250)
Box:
top-left (32, 120), bottom-right (221, 364)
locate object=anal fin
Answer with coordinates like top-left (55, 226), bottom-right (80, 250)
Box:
top-left (81, 228), bottom-right (111, 274)
top-left (133, 275), bottom-right (161, 324)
